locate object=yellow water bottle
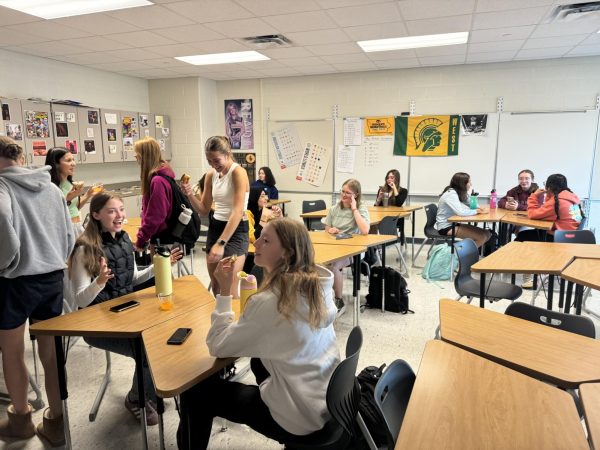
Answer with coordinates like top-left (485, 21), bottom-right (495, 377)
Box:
top-left (237, 271), bottom-right (257, 313)
top-left (154, 244), bottom-right (172, 298)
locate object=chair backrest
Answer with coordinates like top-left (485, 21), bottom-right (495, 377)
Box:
top-left (505, 302), bottom-right (596, 338)
top-left (553, 230), bottom-right (596, 244)
top-left (423, 203), bottom-right (439, 236)
top-left (373, 359), bottom-right (416, 449)
top-left (378, 216), bottom-right (399, 240)
top-left (328, 326), bottom-right (363, 437)
top-left (302, 199), bottom-right (326, 214)
top-left (453, 239), bottom-right (479, 295)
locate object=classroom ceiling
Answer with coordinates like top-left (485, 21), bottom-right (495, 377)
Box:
top-left (1, 0), bottom-right (600, 80)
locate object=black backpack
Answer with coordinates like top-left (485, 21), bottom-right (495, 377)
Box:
top-left (365, 267), bottom-right (413, 314)
top-left (152, 174), bottom-right (201, 251)
top-left (357, 364), bottom-right (388, 448)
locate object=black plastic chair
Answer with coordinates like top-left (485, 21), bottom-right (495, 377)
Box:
top-left (373, 359), bottom-right (416, 450)
top-left (302, 200), bottom-right (326, 231)
top-left (454, 239), bottom-right (522, 304)
top-left (378, 216), bottom-right (409, 277)
top-left (285, 327), bottom-right (363, 450)
top-left (505, 302), bottom-right (596, 338)
top-left (413, 204), bottom-right (452, 264)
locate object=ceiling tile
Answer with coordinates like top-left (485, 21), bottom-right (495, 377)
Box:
top-left (476, 0), bottom-right (554, 14)
top-left (104, 31), bottom-right (178, 48)
top-left (295, 64), bottom-right (338, 75)
top-left (262, 11), bottom-right (339, 32)
top-left (468, 40), bottom-right (524, 53)
top-left (54, 14), bottom-right (142, 35)
top-left (238, 0), bottom-right (322, 16)
top-left (343, 21), bottom-right (408, 41)
top-left (416, 43), bottom-right (467, 57)
top-left (154, 24), bottom-right (225, 43)
top-left (315, 0), bottom-right (390, 7)
top-left (373, 58), bottom-right (420, 69)
top-left (87, 61), bottom-right (151, 72)
top-left (280, 56), bottom-right (328, 67)
top-left (0, 7), bottom-right (40, 26)
top-left (188, 39), bottom-right (250, 53)
top-left (406, 15), bottom-right (472, 35)
top-left (260, 47), bottom-right (315, 59)
top-left (255, 67), bottom-right (302, 77)
top-left (580, 33), bottom-right (600, 45)
top-left (514, 46), bottom-right (572, 59)
top-left (530, 21), bottom-right (600, 39)
top-left (473, 7), bottom-right (550, 30)
top-left (326, 3), bottom-right (402, 27)
top-left (164, 1), bottom-right (254, 23)
top-left (366, 48), bottom-right (417, 60)
top-left (102, 48), bottom-right (164, 61)
top-left (51, 52), bottom-right (126, 65)
top-left (238, 59), bottom-right (287, 70)
top-left (104, 5), bottom-right (194, 29)
top-left (566, 45), bottom-right (600, 57)
top-left (146, 43), bottom-right (200, 57)
top-left (141, 58), bottom-right (192, 68)
top-left (306, 42), bottom-right (362, 56)
top-left (285, 29), bottom-right (351, 46)
top-left (320, 52), bottom-right (371, 64)
top-left (14, 40), bottom-right (90, 57)
top-left (469, 25), bottom-right (534, 43)
top-left (0, 28), bottom-right (47, 46)
top-left (7, 21), bottom-right (93, 40)
top-left (69, 36), bottom-right (133, 52)
top-left (521, 35), bottom-right (587, 49)
top-left (204, 18), bottom-right (280, 38)
top-left (466, 50), bottom-right (518, 63)
top-left (118, 67), bottom-right (182, 78)
top-left (419, 54), bottom-right (466, 66)
top-left (331, 60), bottom-right (377, 71)
top-left (398, 0), bottom-right (476, 21)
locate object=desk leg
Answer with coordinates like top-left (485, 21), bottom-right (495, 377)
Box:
top-left (157, 397), bottom-right (166, 450)
top-left (55, 336), bottom-right (72, 450)
top-left (303, 217), bottom-right (310, 230)
top-left (353, 254), bottom-right (361, 327)
top-left (575, 284), bottom-right (584, 315)
top-left (511, 274), bottom-right (516, 285)
top-left (565, 281), bottom-right (574, 314)
top-left (451, 223), bottom-right (456, 254)
top-left (134, 337), bottom-right (149, 450)
top-left (559, 278), bottom-right (566, 311)
top-left (480, 273), bottom-right (485, 308)
top-left (411, 211), bottom-right (416, 265)
top-left (547, 275), bottom-right (554, 311)
top-left (381, 245), bottom-right (387, 314)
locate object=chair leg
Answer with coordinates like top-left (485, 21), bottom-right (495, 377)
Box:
top-left (89, 351), bottom-right (111, 422)
top-left (395, 244), bottom-right (409, 278)
top-left (357, 412), bottom-right (378, 450)
top-left (413, 238), bottom-right (430, 266)
top-left (28, 371), bottom-right (45, 411)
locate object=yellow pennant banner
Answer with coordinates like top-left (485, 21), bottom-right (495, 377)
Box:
top-left (394, 115), bottom-right (460, 156)
top-left (364, 116), bottom-right (394, 136)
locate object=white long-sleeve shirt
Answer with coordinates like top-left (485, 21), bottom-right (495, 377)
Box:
top-left (207, 265), bottom-right (340, 436)
top-left (435, 188), bottom-right (477, 231)
top-left (65, 245), bottom-right (154, 310)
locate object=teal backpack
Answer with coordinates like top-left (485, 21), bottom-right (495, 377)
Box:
top-left (422, 244), bottom-right (458, 281)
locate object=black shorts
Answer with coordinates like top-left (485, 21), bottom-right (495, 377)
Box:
top-left (438, 224), bottom-right (460, 236)
top-left (0, 270), bottom-right (64, 330)
top-left (207, 218), bottom-right (249, 257)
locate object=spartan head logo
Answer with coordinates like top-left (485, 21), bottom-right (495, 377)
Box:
top-left (414, 118), bottom-right (443, 151)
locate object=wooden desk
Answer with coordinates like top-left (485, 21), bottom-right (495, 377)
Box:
top-left (439, 299), bottom-right (600, 389)
top-left (500, 211), bottom-right (554, 230)
top-left (396, 340), bottom-right (588, 450)
top-left (580, 383), bottom-right (600, 450)
top-left (30, 276), bottom-right (213, 450)
top-left (448, 208), bottom-right (508, 224)
top-left (312, 244), bottom-right (366, 265)
top-left (561, 257), bottom-right (600, 314)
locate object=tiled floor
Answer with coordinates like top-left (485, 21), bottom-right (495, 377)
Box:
top-left (1, 245), bottom-right (598, 449)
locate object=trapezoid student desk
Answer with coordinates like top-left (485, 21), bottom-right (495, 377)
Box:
top-left (396, 340), bottom-right (588, 450)
top-left (580, 383), bottom-right (600, 450)
top-left (560, 257), bottom-right (600, 315)
top-left (29, 276), bottom-right (213, 450)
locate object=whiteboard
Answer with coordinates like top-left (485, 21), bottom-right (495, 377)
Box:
top-left (335, 118), bottom-right (410, 194)
top-left (496, 110), bottom-right (598, 198)
top-left (409, 113), bottom-right (499, 196)
top-left (267, 119), bottom-right (335, 194)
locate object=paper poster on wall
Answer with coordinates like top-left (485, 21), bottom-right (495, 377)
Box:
top-left (140, 114), bottom-right (149, 127)
top-left (108, 144), bottom-right (117, 154)
top-left (25, 110), bottom-right (50, 138)
top-left (6, 124), bottom-right (23, 140)
top-left (337, 145), bottom-right (355, 173)
top-left (159, 139), bottom-right (166, 151)
top-left (365, 116), bottom-right (394, 136)
top-left (54, 112), bottom-right (65, 122)
top-left (225, 99), bottom-right (253, 150)
top-left (107, 128), bottom-right (116, 141)
top-left (88, 110), bottom-right (99, 124)
top-left (144, 129), bottom-right (150, 137)
top-left (122, 116), bottom-right (138, 139)
top-left (123, 137), bottom-right (134, 152)
top-left (363, 136), bottom-right (391, 167)
top-left (86, 127), bottom-right (94, 138)
top-left (296, 142), bottom-right (331, 187)
top-left (344, 117), bottom-right (362, 146)
top-left (461, 114), bottom-right (487, 136)
top-left (394, 115), bottom-right (460, 157)
top-left (56, 122), bottom-right (68, 137)
top-left (155, 115), bottom-right (164, 128)
top-left (270, 124), bottom-right (303, 169)
top-left (2, 104), bottom-right (10, 121)
top-left (104, 113), bottom-right (117, 125)
top-left (84, 140), bottom-right (96, 154)
top-left (32, 140), bottom-right (47, 156)
top-left (65, 140), bottom-right (77, 154)
top-left (161, 127), bottom-right (169, 138)
top-left (66, 113), bottom-right (76, 123)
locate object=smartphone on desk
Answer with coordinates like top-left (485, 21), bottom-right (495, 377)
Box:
top-left (109, 300), bottom-right (140, 313)
top-left (335, 233), bottom-right (353, 240)
top-left (167, 328), bottom-right (192, 345)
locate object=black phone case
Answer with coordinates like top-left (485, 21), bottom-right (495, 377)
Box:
top-left (109, 301), bottom-right (140, 312)
top-left (167, 328), bottom-right (192, 345)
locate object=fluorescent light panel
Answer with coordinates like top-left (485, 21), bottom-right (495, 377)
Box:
top-left (0, 0), bottom-right (153, 20)
top-left (358, 32), bottom-right (469, 52)
top-left (175, 51), bottom-right (270, 66)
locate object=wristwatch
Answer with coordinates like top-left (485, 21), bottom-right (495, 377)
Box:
top-left (218, 239), bottom-right (227, 246)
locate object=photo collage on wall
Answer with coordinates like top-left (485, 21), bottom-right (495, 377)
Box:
top-left (2, 104), bottom-right (23, 140)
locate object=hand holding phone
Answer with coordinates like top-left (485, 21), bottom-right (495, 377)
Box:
top-left (167, 328), bottom-right (192, 345)
top-left (109, 300), bottom-right (140, 313)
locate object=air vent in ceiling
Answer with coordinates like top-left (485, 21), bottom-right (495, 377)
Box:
top-left (239, 34), bottom-right (292, 49)
top-left (547, 2), bottom-right (600, 21)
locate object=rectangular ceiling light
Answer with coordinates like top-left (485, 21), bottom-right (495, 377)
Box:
top-left (0, 0), bottom-right (153, 20)
top-left (358, 32), bottom-right (469, 52)
top-left (175, 51), bottom-right (270, 66)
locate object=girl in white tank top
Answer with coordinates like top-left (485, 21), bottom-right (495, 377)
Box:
top-left (212, 162), bottom-right (249, 222)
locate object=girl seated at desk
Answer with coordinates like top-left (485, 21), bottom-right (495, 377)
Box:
top-left (244, 186), bottom-right (282, 272)
top-left (435, 172), bottom-right (491, 248)
top-left (178, 218), bottom-right (339, 449)
top-left (66, 193), bottom-right (181, 426)
top-left (251, 166), bottom-right (279, 200)
top-left (374, 168), bottom-right (408, 243)
top-left (322, 178), bottom-right (370, 316)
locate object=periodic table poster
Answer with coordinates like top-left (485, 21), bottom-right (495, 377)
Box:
top-left (267, 119), bottom-right (335, 193)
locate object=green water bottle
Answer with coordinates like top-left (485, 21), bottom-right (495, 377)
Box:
top-left (469, 191), bottom-right (479, 210)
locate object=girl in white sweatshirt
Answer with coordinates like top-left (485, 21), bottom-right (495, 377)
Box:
top-left (178, 218), bottom-right (340, 449)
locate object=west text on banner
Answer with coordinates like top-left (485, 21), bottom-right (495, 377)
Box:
top-left (394, 115), bottom-right (460, 156)
top-left (365, 116), bottom-right (394, 136)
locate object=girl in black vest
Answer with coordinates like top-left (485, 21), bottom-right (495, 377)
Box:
top-left (66, 193), bottom-right (181, 426)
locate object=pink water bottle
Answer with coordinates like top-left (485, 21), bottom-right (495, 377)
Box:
top-left (490, 189), bottom-right (497, 209)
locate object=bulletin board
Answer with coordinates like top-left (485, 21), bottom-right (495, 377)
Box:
top-left (408, 113), bottom-right (499, 196)
top-left (266, 119), bottom-right (335, 194)
top-left (495, 110), bottom-right (598, 198)
top-left (335, 118), bottom-right (410, 195)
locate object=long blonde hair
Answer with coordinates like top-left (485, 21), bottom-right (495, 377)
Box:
top-left (257, 218), bottom-right (326, 329)
top-left (68, 193), bottom-right (122, 278)
top-left (135, 137), bottom-right (167, 195)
